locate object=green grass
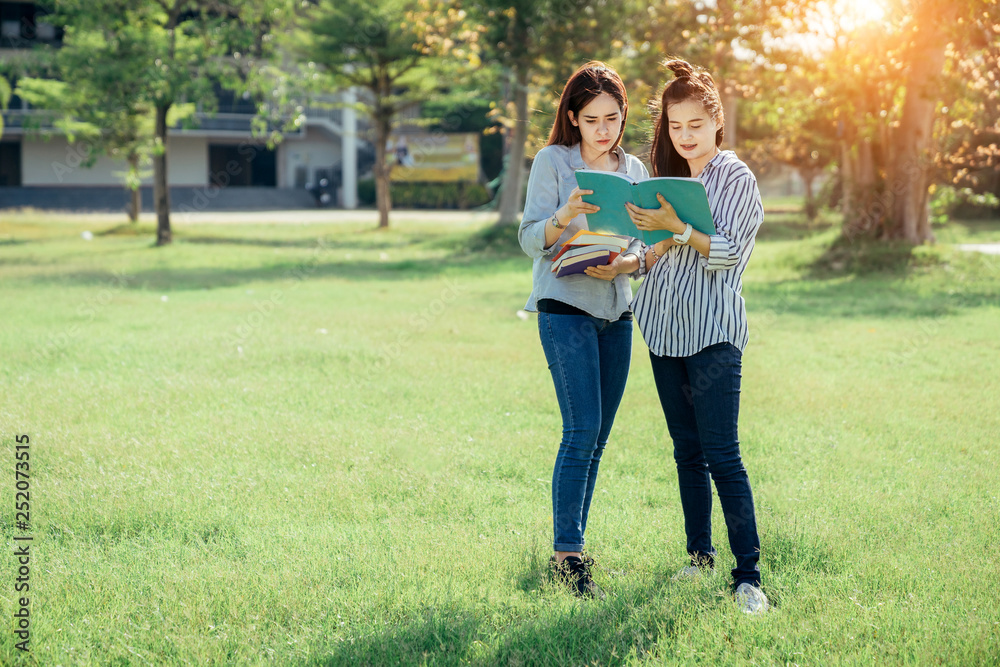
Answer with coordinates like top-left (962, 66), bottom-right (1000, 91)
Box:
top-left (1, 206), bottom-right (999, 665)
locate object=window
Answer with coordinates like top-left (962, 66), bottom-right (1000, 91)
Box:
top-left (0, 142), bottom-right (22, 186)
top-left (209, 144), bottom-right (276, 187)
top-left (0, 2), bottom-right (61, 49)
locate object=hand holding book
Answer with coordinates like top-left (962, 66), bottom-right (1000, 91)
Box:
top-left (549, 229), bottom-right (630, 278)
top-left (583, 253), bottom-right (634, 282)
top-left (573, 170), bottom-right (716, 245)
top-left (625, 193), bottom-right (685, 235)
top-left (563, 187), bottom-right (600, 219)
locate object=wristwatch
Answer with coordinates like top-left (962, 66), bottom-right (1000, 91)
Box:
top-left (550, 214), bottom-right (567, 229)
top-left (673, 223), bottom-right (693, 245)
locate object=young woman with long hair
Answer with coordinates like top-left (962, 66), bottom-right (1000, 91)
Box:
top-left (517, 61), bottom-right (646, 599)
top-left (626, 59), bottom-right (770, 613)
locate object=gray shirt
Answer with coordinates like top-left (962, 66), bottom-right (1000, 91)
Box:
top-left (518, 143), bottom-right (648, 320)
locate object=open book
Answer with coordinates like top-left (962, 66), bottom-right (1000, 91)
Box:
top-left (575, 169), bottom-right (716, 244)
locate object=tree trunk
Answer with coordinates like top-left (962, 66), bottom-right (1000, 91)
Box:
top-left (889, 3), bottom-right (949, 244)
top-left (844, 138), bottom-right (879, 238)
top-left (721, 83), bottom-right (738, 148)
top-left (839, 140), bottom-right (853, 218)
top-left (127, 151), bottom-right (141, 223)
top-left (799, 166), bottom-right (817, 221)
top-left (154, 104), bottom-right (171, 246)
top-left (497, 65), bottom-right (530, 225)
top-left (373, 114), bottom-right (392, 229)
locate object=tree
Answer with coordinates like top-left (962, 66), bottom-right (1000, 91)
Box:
top-left (741, 63), bottom-right (838, 221)
top-left (622, 0), bottom-right (817, 152)
top-left (825, 0), bottom-right (998, 243)
top-left (40, 0), bottom-right (293, 246)
top-left (889, 0), bottom-right (955, 243)
top-left (934, 20), bottom-right (1000, 208)
top-left (296, 0), bottom-right (476, 229)
top-left (472, 0), bottom-right (625, 225)
top-left (0, 76), bottom-right (9, 139)
top-left (17, 23), bottom-right (158, 222)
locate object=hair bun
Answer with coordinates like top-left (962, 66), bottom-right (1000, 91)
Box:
top-left (664, 59), bottom-right (695, 79)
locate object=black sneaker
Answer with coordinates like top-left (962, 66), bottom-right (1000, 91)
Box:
top-left (550, 555), bottom-right (606, 600)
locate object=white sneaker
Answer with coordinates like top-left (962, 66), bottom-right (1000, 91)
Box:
top-left (735, 583), bottom-right (769, 614)
top-left (671, 565), bottom-right (714, 581)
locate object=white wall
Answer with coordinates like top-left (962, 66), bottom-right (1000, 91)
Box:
top-left (18, 129), bottom-right (348, 191)
top-left (280, 127), bottom-right (342, 188)
top-left (21, 135), bottom-right (208, 187)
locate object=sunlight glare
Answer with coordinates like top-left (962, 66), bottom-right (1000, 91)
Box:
top-left (820, 0), bottom-right (889, 34)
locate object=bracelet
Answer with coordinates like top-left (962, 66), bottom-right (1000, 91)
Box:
top-left (649, 244), bottom-right (661, 263)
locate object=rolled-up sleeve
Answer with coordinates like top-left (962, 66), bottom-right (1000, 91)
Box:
top-left (700, 174), bottom-right (763, 271)
top-left (518, 148), bottom-right (561, 258)
top-left (625, 238), bottom-right (647, 279)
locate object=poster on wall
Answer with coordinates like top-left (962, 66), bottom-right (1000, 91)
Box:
top-left (388, 132), bottom-right (479, 183)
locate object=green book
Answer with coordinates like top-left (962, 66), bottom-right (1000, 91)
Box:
top-left (574, 169), bottom-right (716, 244)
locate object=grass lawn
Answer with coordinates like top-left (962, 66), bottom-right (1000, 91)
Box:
top-left (1, 205), bottom-right (999, 665)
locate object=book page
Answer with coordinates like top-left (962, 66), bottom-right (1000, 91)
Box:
top-left (634, 178), bottom-right (716, 236)
top-left (574, 170), bottom-right (640, 238)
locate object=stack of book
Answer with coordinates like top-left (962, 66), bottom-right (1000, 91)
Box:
top-left (550, 229), bottom-right (631, 278)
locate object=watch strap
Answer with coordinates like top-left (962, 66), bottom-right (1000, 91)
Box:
top-left (673, 223), bottom-right (693, 244)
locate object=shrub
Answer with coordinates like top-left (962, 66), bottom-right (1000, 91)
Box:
top-left (355, 180), bottom-right (492, 209)
top-left (930, 185), bottom-right (1000, 224)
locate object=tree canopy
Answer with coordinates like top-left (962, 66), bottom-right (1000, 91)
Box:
top-left (8, 0), bottom-right (998, 244)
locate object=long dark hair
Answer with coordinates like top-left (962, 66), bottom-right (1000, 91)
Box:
top-left (547, 61), bottom-right (628, 152)
top-left (649, 59), bottom-right (725, 177)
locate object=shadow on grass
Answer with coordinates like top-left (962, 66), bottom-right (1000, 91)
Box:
top-left (749, 276), bottom-right (1000, 319)
top-left (755, 215), bottom-right (837, 242)
top-left (21, 254), bottom-right (528, 291)
top-left (14, 222), bottom-right (999, 319)
top-left (806, 234), bottom-right (938, 278)
top-left (95, 223), bottom-right (150, 237)
top-left (97, 220), bottom-right (493, 253)
top-left (305, 517), bottom-right (838, 666)
top-left (309, 575), bottom-right (677, 666)
top-left (308, 608), bottom-right (482, 666)
top-left (737, 231), bottom-right (1000, 319)
top-left (19, 222), bottom-right (529, 291)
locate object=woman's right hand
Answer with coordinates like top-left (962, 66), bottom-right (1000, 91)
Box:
top-left (558, 188), bottom-right (600, 222)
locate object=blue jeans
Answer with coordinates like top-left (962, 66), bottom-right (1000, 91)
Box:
top-left (538, 311), bottom-right (632, 552)
top-left (649, 342), bottom-right (762, 588)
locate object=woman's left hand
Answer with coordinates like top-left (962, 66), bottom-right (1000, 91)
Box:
top-left (626, 193), bottom-right (683, 233)
top-left (585, 253), bottom-right (628, 281)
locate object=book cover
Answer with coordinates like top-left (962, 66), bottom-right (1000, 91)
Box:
top-left (550, 241), bottom-right (624, 267)
top-left (574, 170), bottom-right (716, 244)
top-left (554, 249), bottom-right (611, 278)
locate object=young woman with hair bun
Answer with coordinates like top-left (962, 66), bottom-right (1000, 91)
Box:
top-left (517, 61), bottom-right (647, 600)
top-left (626, 59), bottom-right (770, 613)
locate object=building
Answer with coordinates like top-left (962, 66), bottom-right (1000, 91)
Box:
top-left (0, 0), bottom-right (367, 211)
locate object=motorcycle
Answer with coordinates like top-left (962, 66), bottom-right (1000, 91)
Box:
top-left (306, 178), bottom-right (332, 207)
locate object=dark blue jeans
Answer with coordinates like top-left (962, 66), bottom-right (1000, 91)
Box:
top-left (538, 311), bottom-right (632, 552)
top-left (649, 342), bottom-right (762, 588)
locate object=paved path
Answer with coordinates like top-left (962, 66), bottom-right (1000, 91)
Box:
top-left (2, 208), bottom-right (502, 225)
top-left (144, 209), bottom-right (499, 225)
top-left (956, 243), bottom-right (1000, 255)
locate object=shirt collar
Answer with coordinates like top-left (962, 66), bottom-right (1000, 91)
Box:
top-left (703, 149), bottom-right (728, 172)
top-left (572, 143), bottom-right (627, 173)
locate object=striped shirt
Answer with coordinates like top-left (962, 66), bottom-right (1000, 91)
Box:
top-left (632, 150), bottom-right (764, 357)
